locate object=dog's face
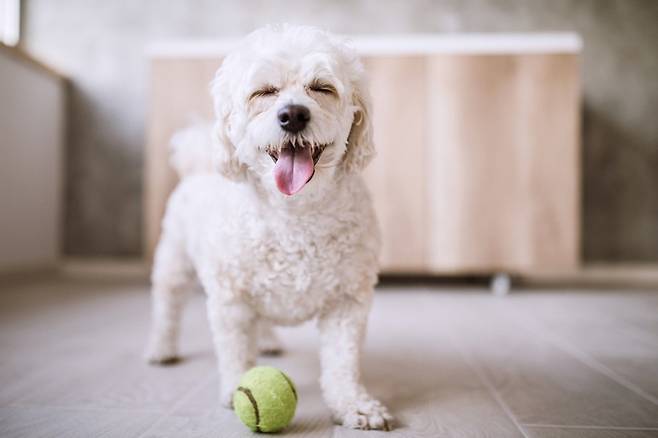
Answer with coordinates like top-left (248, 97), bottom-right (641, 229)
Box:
top-left (212, 25), bottom-right (374, 197)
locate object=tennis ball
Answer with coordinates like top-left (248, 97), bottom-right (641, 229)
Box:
top-left (233, 366), bottom-right (297, 433)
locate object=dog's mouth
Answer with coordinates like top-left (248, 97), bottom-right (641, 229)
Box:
top-left (268, 146), bottom-right (324, 166)
top-left (267, 141), bottom-right (328, 196)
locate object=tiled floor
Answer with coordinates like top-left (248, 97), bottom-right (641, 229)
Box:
top-left (0, 276), bottom-right (657, 437)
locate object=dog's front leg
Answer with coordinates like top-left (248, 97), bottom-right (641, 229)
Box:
top-left (205, 292), bottom-right (257, 408)
top-left (318, 297), bottom-right (393, 431)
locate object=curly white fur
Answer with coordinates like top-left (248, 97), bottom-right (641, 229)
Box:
top-left (145, 24), bottom-right (392, 430)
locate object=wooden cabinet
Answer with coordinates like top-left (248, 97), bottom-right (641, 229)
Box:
top-left (146, 35), bottom-right (581, 275)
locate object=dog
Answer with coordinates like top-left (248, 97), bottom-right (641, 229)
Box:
top-left (145, 24), bottom-right (392, 431)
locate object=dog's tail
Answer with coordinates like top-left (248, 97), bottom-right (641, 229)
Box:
top-left (169, 122), bottom-right (215, 178)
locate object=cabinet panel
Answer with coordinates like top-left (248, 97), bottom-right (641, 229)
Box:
top-left (362, 57), bottom-right (427, 272)
top-left (424, 54), bottom-right (579, 273)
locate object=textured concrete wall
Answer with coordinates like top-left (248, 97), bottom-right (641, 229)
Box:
top-left (21, 0), bottom-right (658, 261)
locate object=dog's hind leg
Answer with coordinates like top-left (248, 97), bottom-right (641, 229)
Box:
top-left (144, 234), bottom-right (193, 365)
top-left (257, 320), bottom-right (284, 356)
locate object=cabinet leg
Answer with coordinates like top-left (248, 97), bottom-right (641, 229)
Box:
top-left (491, 273), bottom-right (511, 296)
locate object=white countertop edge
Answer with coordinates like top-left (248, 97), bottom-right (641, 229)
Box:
top-left (146, 33), bottom-right (582, 58)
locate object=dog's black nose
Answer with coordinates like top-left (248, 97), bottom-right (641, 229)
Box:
top-left (277, 104), bottom-right (310, 133)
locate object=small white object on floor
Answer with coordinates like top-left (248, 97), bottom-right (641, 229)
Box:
top-left (491, 272), bottom-right (511, 296)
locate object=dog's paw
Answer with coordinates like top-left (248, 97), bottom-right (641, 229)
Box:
top-left (219, 374), bottom-right (242, 409)
top-left (219, 386), bottom-right (236, 409)
top-left (144, 341), bottom-right (179, 365)
top-left (334, 398), bottom-right (394, 431)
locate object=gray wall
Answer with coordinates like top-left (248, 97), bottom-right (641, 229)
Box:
top-left (21, 0), bottom-right (658, 261)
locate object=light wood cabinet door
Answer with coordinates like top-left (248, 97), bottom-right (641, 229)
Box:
top-left (362, 53), bottom-right (580, 274)
top-left (361, 56), bottom-right (428, 272)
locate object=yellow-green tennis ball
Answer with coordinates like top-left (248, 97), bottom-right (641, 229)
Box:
top-left (233, 366), bottom-right (297, 433)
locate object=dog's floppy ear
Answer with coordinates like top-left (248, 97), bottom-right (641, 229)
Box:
top-left (212, 118), bottom-right (247, 182)
top-left (211, 60), bottom-right (248, 182)
top-left (341, 80), bottom-right (376, 173)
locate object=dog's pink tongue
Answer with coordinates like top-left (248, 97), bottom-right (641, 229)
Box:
top-left (274, 147), bottom-right (315, 196)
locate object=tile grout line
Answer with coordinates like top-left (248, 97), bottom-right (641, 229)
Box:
top-left (135, 371), bottom-right (216, 438)
top-left (461, 355), bottom-right (531, 438)
top-left (511, 310), bottom-right (658, 407)
top-left (443, 318), bottom-right (531, 438)
top-left (522, 423), bottom-right (658, 431)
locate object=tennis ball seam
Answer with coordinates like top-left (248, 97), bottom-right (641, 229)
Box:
top-left (236, 386), bottom-right (261, 433)
top-left (279, 370), bottom-right (297, 401)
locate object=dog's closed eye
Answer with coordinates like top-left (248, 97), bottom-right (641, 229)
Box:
top-left (307, 81), bottom-right (337, 96)
top-left (249, 86), bottom-right (279, 101)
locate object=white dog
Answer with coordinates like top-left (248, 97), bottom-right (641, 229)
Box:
top-left (145, 24), bottom-right (392, 431)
